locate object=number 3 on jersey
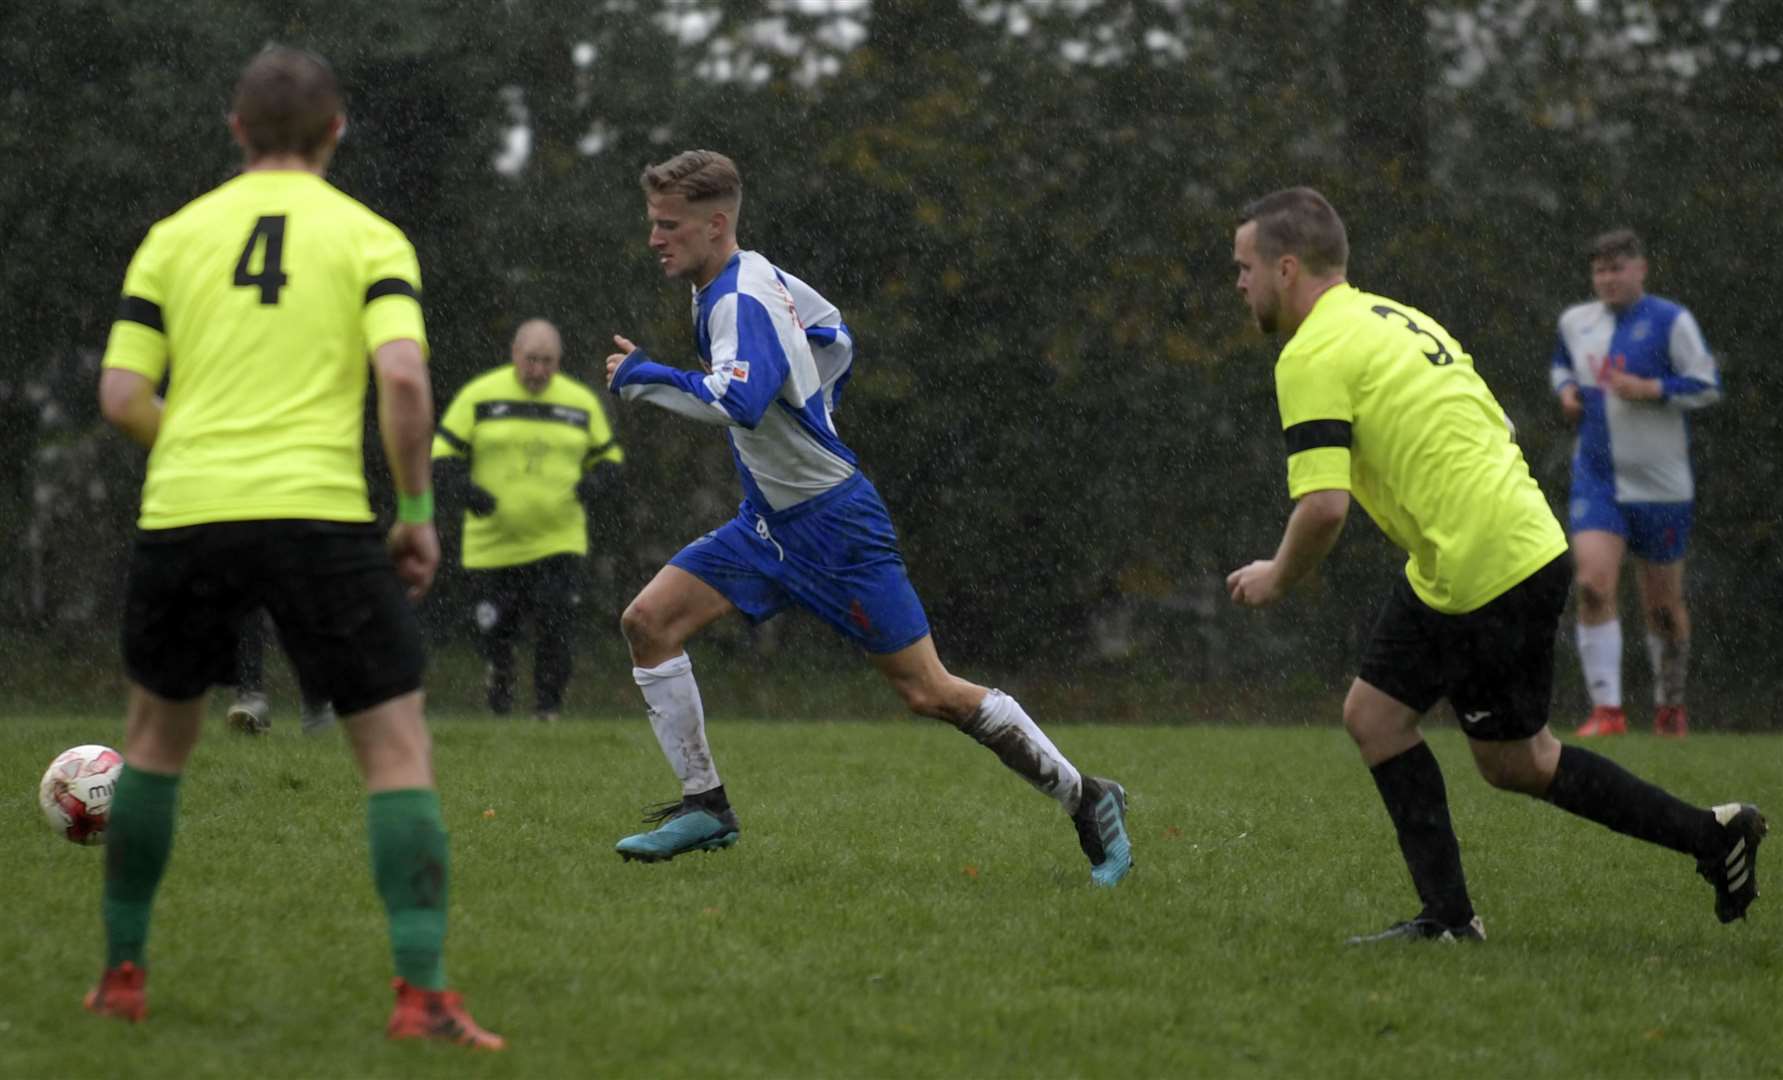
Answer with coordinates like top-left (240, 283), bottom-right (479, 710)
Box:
top-left (234, 215), bottom-right (289, 304)
top-left (1370, 303), bottom-right (1453, 367)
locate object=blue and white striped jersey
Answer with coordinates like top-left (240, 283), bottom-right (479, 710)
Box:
top-left (1550, 295), bottom-right (1720, 503)
top-left (610, 250), bottom-right (857, 513)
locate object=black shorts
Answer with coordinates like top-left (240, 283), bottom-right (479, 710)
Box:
top-left (1357, 554), bottom-right (1570, 741)
top-left (122, 520), bottom-right (425, 715)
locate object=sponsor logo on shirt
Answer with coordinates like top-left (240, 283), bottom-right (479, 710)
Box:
top-left (727, 361), bottom-right (750, 383)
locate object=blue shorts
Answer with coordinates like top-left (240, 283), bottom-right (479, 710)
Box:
top-left (1568, 463), bottom-right (1692, 563)
top-left (668, 472), bottom-right (931, 654)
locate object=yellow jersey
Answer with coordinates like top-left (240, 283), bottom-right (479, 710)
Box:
top-left (1275, 283), bottom-right (1566, 613)
top-left (102, 170), bottom-right (426, 529)
top-left (432, 366), bottom-right (623, 569)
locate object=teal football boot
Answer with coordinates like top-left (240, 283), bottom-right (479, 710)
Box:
top-left (1074, 776), bottom-right (1133, 887)
top-left (615, 798), bottom-right (741, 863)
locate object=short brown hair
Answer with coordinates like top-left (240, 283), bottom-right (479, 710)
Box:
top-left (1239, 187), bottom-right (1349, 275)
top-left (640, 150), bottom-right (743, 205)
top-left (1588, 227), bottom-right (1643, 262)
top-left (232, 45), bottom-right (341, 158)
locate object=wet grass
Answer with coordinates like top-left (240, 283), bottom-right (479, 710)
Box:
top-left (2, 713), bottom-right (1779, 1078)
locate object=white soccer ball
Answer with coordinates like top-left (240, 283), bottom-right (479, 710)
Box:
top-left (39, 744), bottom-right (124, 846)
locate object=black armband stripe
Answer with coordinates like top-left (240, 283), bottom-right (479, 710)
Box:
top-left (365, 278), bottom-right (420, 304)
top-left (434, 426), bottom-right (470, 453)
top-left (473, 400), bottom-right (591, 428)
top-left (117, 295), bottom-right (164, 332)
top-left (1283, 419), bottom-right (1352, 455)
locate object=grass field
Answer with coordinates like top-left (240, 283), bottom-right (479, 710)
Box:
top-left (3, 710), bottom-right (1779, 1078)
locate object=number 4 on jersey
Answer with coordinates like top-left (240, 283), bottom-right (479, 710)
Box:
top-left (234, 215), bottom-right (289, 304)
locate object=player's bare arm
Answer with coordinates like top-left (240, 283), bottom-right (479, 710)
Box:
top-left (1227, 488), bottom-right (1350, 608)
top-left (372, 338), bottom-right (439, 599)
top-left (97, 369), bottom-right (163, 449)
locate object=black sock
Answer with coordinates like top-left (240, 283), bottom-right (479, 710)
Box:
top-left (1543, 745), bottom-right (1719, 859)
top-left (690, 784), bottom-right (730, 813)
top-left (1369, 743), bottom-right (1473, 926)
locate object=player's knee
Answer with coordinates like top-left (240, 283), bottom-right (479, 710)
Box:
top-left (619, 599), bottom-right (660, 650)
top-left (1575, 577), bottom-right (1615, 615)
top-left (1647, 603), bottom-right (1680, 636)
top-left (1341, 696), bottom-right (1386, 745)
top-left (1474, 755), bottom-right (1515, 790)
top-left (894, 680), bottom-right (949, 721)
top-left (1473, 739), bottom-right (1556, 795)
top-left (1477, 756), bottom-right (1545, 795)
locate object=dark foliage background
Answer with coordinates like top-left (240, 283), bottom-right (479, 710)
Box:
top-left (3, 1), bottom-right (1778, 721)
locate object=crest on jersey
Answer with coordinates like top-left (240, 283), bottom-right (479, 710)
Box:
top-left (1632, 320), bottom-right (1651, 341)
top-left (725, 361), bottom-right (750, 383)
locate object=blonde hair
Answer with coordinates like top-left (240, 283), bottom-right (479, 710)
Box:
top-left (639, 150), bottom-right (742, 207)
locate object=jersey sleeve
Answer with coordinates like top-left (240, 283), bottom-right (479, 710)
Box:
top-left (1549, 332), bottom-right (1578, 394)
top-left (361, 226), bottom-right (427, 357)
top-left (609, 291), bottom-right (789, 428)
top-left (1660, 309), bottom-right (1721, 410)
top-left (101, 224), bottom-right (172, 383)
top-left (1275, 349), bottom-right (1355, 499)
top-left (700, 292), bottom-right (791, 428)
top-left (431, 382), bottom-right (475, 460)
top-left (609, 348), bottom-right (736, 424)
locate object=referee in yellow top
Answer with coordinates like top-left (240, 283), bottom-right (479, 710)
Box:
top-left (432, 319), bottom-right (623, 722)
top-left (1225, 187), bottom-right (1764, 942)
top-left (86, 46), bottom-right (501, 1047)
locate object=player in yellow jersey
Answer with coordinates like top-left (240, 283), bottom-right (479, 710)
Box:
top-left (1225, 187), bottom-right (1764, 942)
top-left (433, 318), bottom-right (624, 721)
top-left (86, 45), bottom-right (501, 1048)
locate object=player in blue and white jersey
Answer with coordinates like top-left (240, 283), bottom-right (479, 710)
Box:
top-left (601, 150), bottom-right (1132, 885)
top-left (1551, 229), bottom-right (1721, 738)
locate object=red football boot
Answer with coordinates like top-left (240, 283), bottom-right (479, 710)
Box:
top-left (1655, 705), bottom-right (1690, 738)
top-left (385, 978), bottom-right (505, 1050)
top-left (84, 962), bottom-right (147, 1022)
top-left (1575, 705), bottom-right (1628, 737)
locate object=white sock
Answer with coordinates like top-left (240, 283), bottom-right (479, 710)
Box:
top-left (959, 689), bottom-right (1083, 813)
top-left (1646, 631), bottom-right (1690, 707)
top-left (633, 654), bottom-right (720, 796)
top-left (1576, 619), bottom-right (1623, 709)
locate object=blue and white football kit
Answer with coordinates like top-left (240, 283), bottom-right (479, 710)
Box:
top-left (610, 251), bottom-right (930, 653)
top-left (1551, 295), bottom-right (1720, 562)
top-left (609, 245), bottom-right (1129, 886)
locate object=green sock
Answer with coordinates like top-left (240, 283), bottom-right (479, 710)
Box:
top-left (102, 765), bottom-right (181, 969)
top-left (368, 788), bottom-right (450, 991)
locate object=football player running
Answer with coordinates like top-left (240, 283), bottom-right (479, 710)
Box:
top-left (1226, 187), bottom-right (1762, 942)
top-left (603, 150), bottom-right (1132, 887)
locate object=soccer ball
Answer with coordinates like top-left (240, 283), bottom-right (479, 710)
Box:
top-left (39, 744), bottom-right (124, 845)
